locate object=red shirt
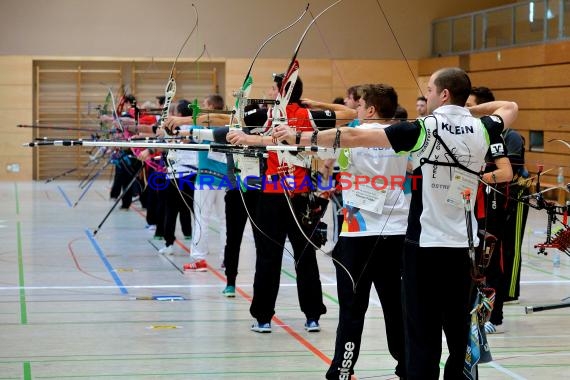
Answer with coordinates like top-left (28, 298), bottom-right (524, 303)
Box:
top-left (127, 108), bottom-right (157, 125)
top-left (264, 103), bottom-right (313, 194)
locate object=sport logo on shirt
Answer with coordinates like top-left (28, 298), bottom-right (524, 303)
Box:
top-left (490, 143), bottom-right (504, 156)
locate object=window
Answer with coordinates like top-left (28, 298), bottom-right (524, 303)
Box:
top-left (529, 130), bottom-right (544, 151)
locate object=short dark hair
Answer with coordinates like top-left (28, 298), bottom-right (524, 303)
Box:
top-left (470, 86), bottom-right (495, 105)
top-left (359, 84), bottom-right (398, 119)
top-left (433, 67), bottom-right (472, 107)
top-left (124, 94), bottom-right (136, 104)
top-left (273, 73), bottom-right (303, 105)
top-left (394, 104), bottom-right (408, 120)
top-left (205, 94), bottom-right (224, 110)
top-left (416, 96), bottom-right (427, 102)
top-left (177, 99), bottom-right (192, 117)
top-left (347, 85), bottom-right (361, 101)
top-left (156, 96), bottom-right (166, 106)
top-left (332, 97), bottom-right (344, 105)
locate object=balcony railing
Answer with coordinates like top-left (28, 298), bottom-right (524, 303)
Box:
top-left (432, 0), bottom-right (570, 56)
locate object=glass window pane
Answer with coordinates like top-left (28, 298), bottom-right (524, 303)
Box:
top-left (485, 8), bottom-right (513, 48)
top-left (529, 130), bottom-right (544, 151)
top-left (564, 0), bottom-right (570, 37)
top-left (546, 0), bottom-right (560, 39)
top-left (433, 20), bottom-right (451, 56)
top-left (474, 14), bottom-right (485, 50)
top-left (515, 1), bottom-right (546, 44)
top-left (452, 16), bottom-right (472, 52)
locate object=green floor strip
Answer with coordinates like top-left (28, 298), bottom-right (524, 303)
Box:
top-left (14, 182), bottom-right (20, 215)
top-left (17, 221), bottom-right (27, 325)
top-left (23, 362), bottom-right (31, 380)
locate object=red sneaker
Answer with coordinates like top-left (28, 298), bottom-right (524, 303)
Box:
top-left (184, 259), bottom-right (208, 272)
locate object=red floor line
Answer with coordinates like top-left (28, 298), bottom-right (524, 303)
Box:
top-left (68, 238), bottom-right (113, 283)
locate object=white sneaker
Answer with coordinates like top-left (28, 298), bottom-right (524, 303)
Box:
top-left (159, 245), bottom-right (174, 255)
top-left (484, 321), bottom-right (504, 334)
top-left (251, 321), bottom-right (271, 333)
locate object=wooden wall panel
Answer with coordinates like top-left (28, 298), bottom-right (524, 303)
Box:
top-left (543, 132), bottom-right (570, 154)
top-left (545, 42), bottom-right (570, 64)
top-left (516, 110), bottom-right (570, 131)
top-left (330, 59), bottom-right (422, 115)
top-left (224, 58), bottom-right (290, 104)
top-left (468, 45), bottom-right (546, 71)
top-left (0, 56), bottom-right (33, 180)
top-left (469, 64), bottom-right (570, 89)
top-left (418, 56), bottom-right (461, 76)
top-left (493, 88), bottom-right (570, 110)
top-left (226, 58), bottom-right (423, 117)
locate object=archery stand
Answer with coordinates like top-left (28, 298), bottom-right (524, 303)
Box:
top-left (526, 197), bottom-right (570, 314)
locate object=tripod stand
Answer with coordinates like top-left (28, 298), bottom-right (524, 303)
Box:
top-left (92, 163), bottom-right (143, 236)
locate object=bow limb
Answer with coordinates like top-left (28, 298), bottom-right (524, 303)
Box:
top-left (549, 138), bottom-right (570, 150)
top-left (269, 0), bottom-right (359, 289)
top-left (224, 5), bottom-right (313, 260)
top-left (229, 3), bottom-right (310, 129)
top-left (159, 3), bottom-right (199, 135)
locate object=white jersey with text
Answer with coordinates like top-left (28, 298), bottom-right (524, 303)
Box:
top-left (340, 122), bottom-right (409, 237)
top-left (386, 105), bottom-right (505, 248)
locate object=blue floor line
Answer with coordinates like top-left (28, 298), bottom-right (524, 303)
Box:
top-left (84, 229), bottom-right (128, 295)
top-left (57, 186), bottom-right (73, 208)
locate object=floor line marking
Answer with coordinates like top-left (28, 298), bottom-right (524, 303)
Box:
top-left (484, 361), bottom-right (527, 379)
top-left (17, 221), bottom-right (27, 324)
top-left (14, 182), bottom-right (20, 215)
top-left (84, 229), bottom-right (128, 294)
top-left (23, 361), bottom-right (31, 380)
top-left (0, 283), bottom-right (337, 291)
top-left (57, 185), bottom-right (73, 208)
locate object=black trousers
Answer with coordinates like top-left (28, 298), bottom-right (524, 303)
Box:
top-left (163, 176), bottom-right (194, 246)
top-left (223, 189), bottom-right (260, 286)
top-left (402, 243), bottom-right (472, 380)
top-left (326, 235), bottom-right (406, 379)
top-left (250, 193), bottom-right (327, 323)
top-left (112, 158), bottom-right (141, 208)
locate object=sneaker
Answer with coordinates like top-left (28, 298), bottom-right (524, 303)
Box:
top-left (484, 321), bottom-right (504, 334)
top-left (304, 319), bottom-right (321, 332)
top-left (183, 259), bottom-right (207, 272)
top-left (184, 235), bottom-right (192, 240)
top-left (145, 224), bottom-right (157, 231)
top-left (222, 285), bottom-right (236, 298)
top-left (504, 298), bottom-right (519, 305)
top-left (251, 321), bottom-right (271, 333)
top-left (158, 245), bottom-right (174, 255)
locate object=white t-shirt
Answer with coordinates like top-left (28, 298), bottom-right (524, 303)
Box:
top-left (340, 122), bottom-right (409, 237)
